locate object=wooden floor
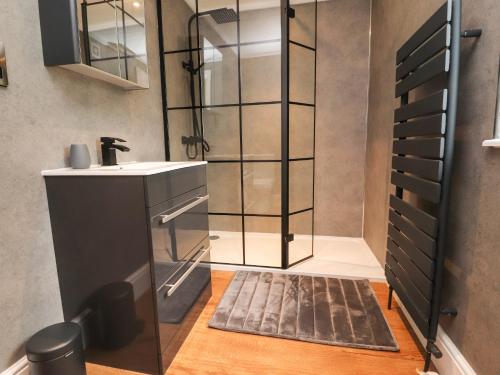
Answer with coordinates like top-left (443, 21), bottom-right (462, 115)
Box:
top-left (88, 271), bottom-right (425, 375)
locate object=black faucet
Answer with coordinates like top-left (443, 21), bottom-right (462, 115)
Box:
top-left (100, 137), bottom-right (130, 166)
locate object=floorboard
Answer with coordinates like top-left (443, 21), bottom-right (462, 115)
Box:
top-left (87, 271), bottom-right (425, 375)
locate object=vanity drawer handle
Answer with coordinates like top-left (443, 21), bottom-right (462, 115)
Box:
top-left (160, 194), bottom-right (209, 224)
top-left (158, 247), bottom-right (210, 296)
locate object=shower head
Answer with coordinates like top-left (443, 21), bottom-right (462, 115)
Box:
top-left (185, 7), bottom-right (238, 51)
top-left (201, 7), bottom-right (238, 24)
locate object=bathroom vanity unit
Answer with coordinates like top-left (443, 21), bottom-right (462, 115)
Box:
top-left (42, 162), bottom-right (210, 374)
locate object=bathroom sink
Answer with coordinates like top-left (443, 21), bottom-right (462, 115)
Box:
top-left (42, 161), bottom-right (207, 176)
top-left (97, 161), bottom-right (187, 171)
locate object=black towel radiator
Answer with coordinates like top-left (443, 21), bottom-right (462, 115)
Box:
top-left (385, 0), bottom-right (481, 371)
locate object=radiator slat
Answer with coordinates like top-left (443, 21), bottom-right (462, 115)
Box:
top-left (394, 114), bottom-right (446, 138)
top-left (396, 25), bottom-right (450, 80)
top-left (396, 1), bottom-right (451, 64)
top-left (395, 50), bottom-right (450, 97)
top-left (388, 224), bottom-right (434, 278)
top-left (394, 90), bottom-right (447, 122)
top-left (393, 138), bottom-right (444, 159)
top-left (389, 195), bottom-right (438, 237)
top-left (391, 171), bottom-right (441, 203)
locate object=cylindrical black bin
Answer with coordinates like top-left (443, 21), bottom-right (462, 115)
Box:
top-left (25, 322), bottom-right (86, 375)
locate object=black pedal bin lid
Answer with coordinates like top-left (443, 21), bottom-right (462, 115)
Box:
top-left (25, 322), bottom-right (82, 362)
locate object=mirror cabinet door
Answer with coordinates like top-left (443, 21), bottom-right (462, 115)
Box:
top-left (76, 0), bottom-right (148, 86)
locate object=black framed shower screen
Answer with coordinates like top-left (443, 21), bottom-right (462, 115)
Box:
top-left (157, 0), bottom-right (317, 269)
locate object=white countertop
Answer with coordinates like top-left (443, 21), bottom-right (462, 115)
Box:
top-left (41, 161), bottom-right (207, 176)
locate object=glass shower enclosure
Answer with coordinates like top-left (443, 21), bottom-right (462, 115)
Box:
top-left (158, 0), bottom-right (317, 268)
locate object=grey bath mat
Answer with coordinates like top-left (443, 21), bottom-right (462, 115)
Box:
top-left (208, 271), bottom-right (399, 351)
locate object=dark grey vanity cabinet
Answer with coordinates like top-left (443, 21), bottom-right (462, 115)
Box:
top-left (44, 165), bottom-right (211, 375)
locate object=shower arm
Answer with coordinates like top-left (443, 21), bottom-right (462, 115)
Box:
top-left (186, 11), bottom-right (217, 72)
top-left (186, 8), bottom-right (235, 60)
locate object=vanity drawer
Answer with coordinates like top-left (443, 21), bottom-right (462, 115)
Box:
top-left (145, 165), bottom-right (206, 207)
top-left (149, 186), bottom-right (209, 265)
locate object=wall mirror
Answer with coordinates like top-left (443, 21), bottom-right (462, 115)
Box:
top-left (77, 0), bottom-right (148, 86)
top-left (38, 0), bottom-right (149, 90)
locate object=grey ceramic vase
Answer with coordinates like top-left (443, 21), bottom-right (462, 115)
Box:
top-left (70, 144), bottom-right (91, 169)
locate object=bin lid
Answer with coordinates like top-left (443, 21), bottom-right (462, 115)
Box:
top-left (25, 322), bottom-right (82, 362)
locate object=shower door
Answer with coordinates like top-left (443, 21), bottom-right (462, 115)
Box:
top-left (158, 0), bottom-right (316, 269)
top-left (282, 0), bottom-right (316, 267)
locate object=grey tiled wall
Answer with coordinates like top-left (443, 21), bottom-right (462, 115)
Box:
top-left (314, 0), bottom-right (371, 236)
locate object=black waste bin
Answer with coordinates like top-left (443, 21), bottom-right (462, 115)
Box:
top-left (25, 322), bottom-right (86, 375)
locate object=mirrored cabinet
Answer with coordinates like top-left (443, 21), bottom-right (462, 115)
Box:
top-left (38, 0), bottom-right (149, 90)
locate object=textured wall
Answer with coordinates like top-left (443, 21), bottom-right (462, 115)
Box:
top-left (314, 0), bottom-right (371, 236)
top-left (0, 0), bottom-right (164, 371)
top-left (364, 1), bottom-right (500, 373)
top-left (364, 0), bottom-right (443, 264)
